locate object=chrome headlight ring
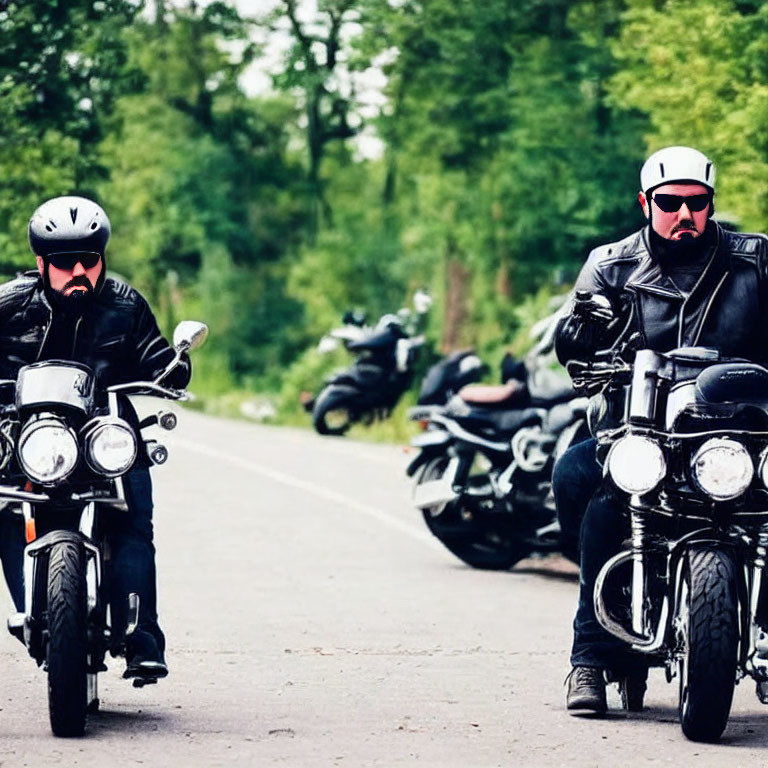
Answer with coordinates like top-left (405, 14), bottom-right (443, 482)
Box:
top-left (691, 437), bottom-right (754, 502)
top-left (82, 417), bottom-right (137, 477)
top-left (17, 415), bottom-right (79, 486)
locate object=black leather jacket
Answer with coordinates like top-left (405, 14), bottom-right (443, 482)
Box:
top-left (556, 223), bottom-right (768, 367)
top-left (0, 271), bottom-right (190, 389)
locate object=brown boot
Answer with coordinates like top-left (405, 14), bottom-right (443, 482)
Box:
top-left (566, 666), bottom-right (607, 713)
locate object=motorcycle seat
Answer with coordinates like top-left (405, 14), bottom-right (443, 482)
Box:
top-left (459, 379), bottom-right (530, 409)
top-left (529, 386), bottom-right (576, 408)
top-left (454, 406), bottom-right (542, 437)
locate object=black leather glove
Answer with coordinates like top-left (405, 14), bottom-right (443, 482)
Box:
top-left (555, 291), bottom-right (616, 366)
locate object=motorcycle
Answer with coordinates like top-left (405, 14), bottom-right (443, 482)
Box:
top-left (573, 341), bottom-right (768, 741)
top-left (307, 291), bottom-right (432, 436)
top-left (4, 320), bottom-right (207, 737)
top-left (416, 349), bottom-right (486, 406)
top-left (407, 309), bottom-right (588, 569)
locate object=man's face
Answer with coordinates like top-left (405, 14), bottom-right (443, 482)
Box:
top-left (638, 182), bottom-right (712, 241)
top-left (36, 254), bottom-right (103, 296)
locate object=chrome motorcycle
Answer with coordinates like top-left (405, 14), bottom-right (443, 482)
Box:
top-left (574, 343), bottom-right (768, 742)
top-left (4, 320), bottom-right (207, 737)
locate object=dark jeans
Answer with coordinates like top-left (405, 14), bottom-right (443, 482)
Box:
top-left (552, 437), bottom-right (602, 564)
top-left (0, 507), bottom-right (24, 611)
top-left (106, 467), bottom-right (165, 651)
top-left (0, 467), bottom-right (164, 650)
top-left (553, 439), bottom-right (644, 672)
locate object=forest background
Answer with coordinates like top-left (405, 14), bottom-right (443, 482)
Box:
top-left (2, 0), bottom-right (768, 428)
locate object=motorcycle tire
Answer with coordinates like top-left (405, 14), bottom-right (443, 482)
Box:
top-left (677, 546), bottom-right (739, 743)
top-left (46, 541), bottom-right (88, 737)
top-left (418, 457), bottom-right (532, 570)
top-left (312, 387), bottom-right (355, 436)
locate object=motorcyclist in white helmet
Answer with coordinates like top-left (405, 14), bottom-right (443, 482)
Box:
top-left (553, 146), bottom-right (768, 714)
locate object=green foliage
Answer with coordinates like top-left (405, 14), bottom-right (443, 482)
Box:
top-left (608, 0), bottom-right (768, 229)
top-left (5, 0), bottom-right (768, 436)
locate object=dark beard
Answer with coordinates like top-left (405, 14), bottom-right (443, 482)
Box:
top-left (650, 221), bottom-right (716, 265)
top-left (50, 277), bottom-right (94, 314)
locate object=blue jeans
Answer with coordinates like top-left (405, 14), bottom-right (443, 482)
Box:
top-left (552, 437), bottom-right (602, 564)
top-left (0, 507), bottom-right (24, 611)
top-left (553, 439), bottom-right (644, 671)
top-left (106, 467), bottom-right (165, 650)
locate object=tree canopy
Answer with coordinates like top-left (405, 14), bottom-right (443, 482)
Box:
top-left (2, 0), bottom-right (767, 410)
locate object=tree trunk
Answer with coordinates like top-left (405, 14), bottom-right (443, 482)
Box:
top-left (442, 250), bottom-right (470, 352)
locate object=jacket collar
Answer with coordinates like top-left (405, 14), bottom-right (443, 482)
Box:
top-left (625, 223), bottom-right (726, 301)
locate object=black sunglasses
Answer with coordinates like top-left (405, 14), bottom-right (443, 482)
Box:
top-left (46, 252), bottom-right (102, 271)
top-left (652, 193), bottom-right (711, 213)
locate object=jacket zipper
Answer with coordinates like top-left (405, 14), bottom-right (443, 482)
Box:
top-left (35, 314), bottom-right (52, 362)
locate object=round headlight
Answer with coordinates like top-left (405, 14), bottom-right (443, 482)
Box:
top-left (18, 417), bottom-right (79, 485)
top-left (607, 434), bottom-right (666, 495)
top-left (691, 438), bottom-right (753, 501)
top-left (85, 420), bottom-right (137, 477)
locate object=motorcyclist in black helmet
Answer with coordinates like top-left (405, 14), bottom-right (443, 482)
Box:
top-left (0, 195), bottom-right (191, 680)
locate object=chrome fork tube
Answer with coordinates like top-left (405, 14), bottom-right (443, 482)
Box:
top-left (22, 503), bottom-right (34, 614)
top-left (630, 504), bottom-right (648, 636)
top-left (750, 523), bottom-right (768, 660)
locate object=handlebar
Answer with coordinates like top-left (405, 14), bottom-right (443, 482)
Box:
top-left (106, 381), bottom-right (188, 400)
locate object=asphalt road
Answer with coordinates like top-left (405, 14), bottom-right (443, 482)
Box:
top-left (2, 410), bottom-right (768, 766)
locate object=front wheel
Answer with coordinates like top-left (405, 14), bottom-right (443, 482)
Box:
top-left (312, 387), bottom-right (356, 436)
top-left (47, 541), bottom-right (88, 737)
top-left (677, 546), bottom-right (739, 743)
top-left (418, 458), bottom-right (532, 570)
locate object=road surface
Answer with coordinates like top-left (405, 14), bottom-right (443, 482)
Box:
top-left (1, 410), bottom-right (768, 766)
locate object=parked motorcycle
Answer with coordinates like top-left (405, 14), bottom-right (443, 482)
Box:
top-left (4, 320), bottom-right (207, 737)
top-left (307, 291), bottom-right (432, 436)
top-left (407, 308), bottom-right (588, 569)
top-left (573, 341), bottom-right (768, 741)
top-left (416, 349), bottom-right (486, 406)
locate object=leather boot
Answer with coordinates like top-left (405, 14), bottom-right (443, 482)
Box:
top-left (566, 666), bottom-right (607, 713)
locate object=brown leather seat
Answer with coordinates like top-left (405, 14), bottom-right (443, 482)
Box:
top-left (459, 379), bottom-right (527, 406)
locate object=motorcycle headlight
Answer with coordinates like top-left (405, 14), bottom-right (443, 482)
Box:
top-left (607, 434), bottom-right (666, 495)
top-left (691, 438), bottom-right (753, 501)
top-left (84, 418), bottom-right (137, 477)
top-left (18, 416), bottom-right (79, 485)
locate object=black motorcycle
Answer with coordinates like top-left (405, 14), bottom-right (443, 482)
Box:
top-left (307, 292), bottom-right (432, 436)
top-left (416, 348), bottom-right (486, 406)
top-left (408, 355), bottom-right (588, 569)
top-left (4, 321), bottom-right (207, 737)
top-left (574, 342), bottom-right (768, 741)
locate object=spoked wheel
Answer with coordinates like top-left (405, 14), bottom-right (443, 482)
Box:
top-left (677, 546), bottom-right (739, 743)
top-left (418, 458), bottom-right (531, 570)
top-left (46, 541), bottom-right (88, 737)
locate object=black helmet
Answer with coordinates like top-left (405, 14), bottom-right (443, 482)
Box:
top-left (28, 195), bottom-right (111, 258)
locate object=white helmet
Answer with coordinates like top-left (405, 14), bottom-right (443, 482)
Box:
top-left (640, 146), bottom-right (715, 195)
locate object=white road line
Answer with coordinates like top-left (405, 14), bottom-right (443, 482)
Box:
top-left (173, 438), bottom-right (441, 550)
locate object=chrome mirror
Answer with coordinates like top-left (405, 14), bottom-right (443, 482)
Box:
top-left (173, 321), bottom-right (208, 351)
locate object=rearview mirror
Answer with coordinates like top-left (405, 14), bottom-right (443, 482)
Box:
top-left (173, 321), bottom-right (209, 352)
